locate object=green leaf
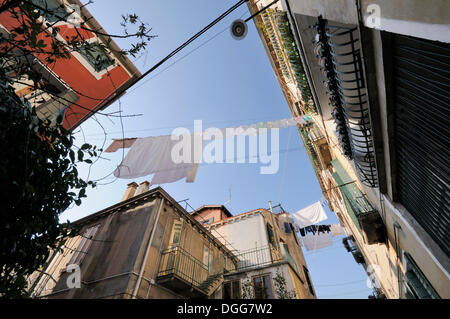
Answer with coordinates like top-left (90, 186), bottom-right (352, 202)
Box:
top-left (77, 150), bottom-right (84, 161)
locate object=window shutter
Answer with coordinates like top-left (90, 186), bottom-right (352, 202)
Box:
top-left (68, 224), bottom-right (100, 266)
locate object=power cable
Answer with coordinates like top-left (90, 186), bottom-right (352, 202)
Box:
top-left (89, 0), bottom-right (250, 114)
top-left (314, 279), bottom-right (367, 287)
top-left (319, 288), bottom-right (371, 298)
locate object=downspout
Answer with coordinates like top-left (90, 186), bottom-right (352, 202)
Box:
top-left (393, 222), bottom-right (403, 299)
top-left (132, 196), bottom-right (165, 299)
top-left (145, 203), bottom-right (172, 299)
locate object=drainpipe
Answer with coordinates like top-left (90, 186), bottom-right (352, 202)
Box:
top-left (393, 222), bottom-right (403, 299)
top-left (132, 196), bottom-right (165, 299)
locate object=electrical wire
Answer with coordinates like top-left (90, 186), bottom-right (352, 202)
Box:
top-left (319, 288), bottom-right (371, 298)
top-left (88, 0), bottom-right (249, 114)
top-left (314, 278), bottom-right (367, 287)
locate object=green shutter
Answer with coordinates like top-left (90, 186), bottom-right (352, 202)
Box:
top-left (404, 253), bottom-right (440, 299)
top-left (332, 170), bottom-right (362, 233)
top-left (331, 159), bottom-right (378, 234)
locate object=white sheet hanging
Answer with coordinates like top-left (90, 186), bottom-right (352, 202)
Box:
top-left (302, 232), bottom-right (332, 251)
top-left (113, 134), bottom-right (201, 185)
top-left (292, 201), bottom-right (328, 228)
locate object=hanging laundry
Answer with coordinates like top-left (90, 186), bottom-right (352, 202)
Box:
top-left (113, 133), bottom-right (203, 185)
top-left (106, 116), bottom-right (312, 186)
top-left (299, 228), bottom-right (306, 237)
top-left (104, 116), bottom-right (310, 153)
top-left (299, 224), bottom-right (331, 236)
top-left (331, 224), bottom-right (344, 237)
top-left (318, 224), bottom-right (331, 234)
top-left (292, 201), bottom-right (328, 228)
top-left (305, 225), bottom-right (317, 235)
top-left (105, 138), bottom-right (137, 153)
top-left (302, 232), bottom-right (333, 251)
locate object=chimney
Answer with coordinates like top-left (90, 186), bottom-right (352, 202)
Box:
top-left (121, 182), bottom-right (138, 202)
top-left (135, 181), bottom-right (150, 196)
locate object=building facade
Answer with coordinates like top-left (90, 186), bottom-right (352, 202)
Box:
top-left (0, 0), bottom-right (141, 129)
top-left (192, 204), bottom-right (316, 299)
top-left (28, 184), bottom-right (238, 299)
top-left (248, 0), bottom-right (449, 299)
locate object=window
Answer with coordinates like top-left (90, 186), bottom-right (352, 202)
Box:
top-left (168, 220), bottom-right (183, 248)
top-left (303, 266), bottom-right (315, 296)
top-left (223, 280), bottom-right (241, 299)
top-left (403, 252), bottom-right (440, 299)
top-left (32, 0), bottom-right (67, 23)
top-left (78, 43), bottom-right (114, 72)
top-left (203, 245), bottom-right (211, 268)
top-left (284, 222), bottom-right (291, 233)
top-left (5, 50), bottom-right (78, 123)
top-left (252, 274), bottom-right (274, 299)
top-left (266, 223), bottom-right (277, 250)
top-left (165, 220), bottom-right (183, 271)
top-left (203, 217), bottom-right (214, 225)
top-left (67, 224), bottom-right (100, 266)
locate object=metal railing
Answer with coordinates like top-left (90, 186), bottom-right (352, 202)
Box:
top-left (157, 246), bottom-right (209, 288)
top-left (313, 16), bottom-right (378, 187)
top-left (233, 246), bottom-right (299, 274)
top-left (234, 246), bottom-right (273, 271)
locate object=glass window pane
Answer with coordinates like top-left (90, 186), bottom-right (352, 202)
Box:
top-left (232, 280), bottom-right (241, 299)
top-left (253, 276), bottom-right (264, 298)
top-left (78, 43), bottom-right (113, 72)
top-left (263, 275), bottom-right (274, 299)
top-left (223, 282), bottom-right (232, 299)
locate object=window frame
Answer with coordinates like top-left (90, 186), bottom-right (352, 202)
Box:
top-left (67, 224), bottom-right (100, 267)
top-left (168, 219), bottom-right (183, 249)
top-left (223, 279), bottom-right (241, 299)
top-left (252, 273), bottom-right (274, 299)
top-left (77, 42), bottom-right (115, 73)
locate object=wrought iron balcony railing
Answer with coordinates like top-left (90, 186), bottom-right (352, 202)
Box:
top-left (313, 16), bottom-right (378, 188)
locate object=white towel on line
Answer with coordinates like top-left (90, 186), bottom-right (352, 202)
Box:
top-left (292, 201), bottom-right (328, 228)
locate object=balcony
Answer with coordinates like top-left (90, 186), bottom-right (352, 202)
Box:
top-left (332, 160), bottom-right (386, 245)
top-left (233, 245), bottom-right (299, 276)
top-left (311, 137), bottom-right (332, 170)
top-left (313, 16), bottom-right (378, 187)
top-left (156, 247), bottom-right (223, 297)
top-left (271, 9), bottom-right (316, 114)
top-left (298, 122), bottom-right (332, 171)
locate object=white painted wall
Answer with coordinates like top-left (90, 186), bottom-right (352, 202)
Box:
top-left (212, 213), bottom-right (269, 252)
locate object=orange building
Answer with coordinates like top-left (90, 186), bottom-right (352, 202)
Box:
top-left (0, 0), bottom-right (140, 130)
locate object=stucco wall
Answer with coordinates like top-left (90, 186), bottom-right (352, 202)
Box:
top-left (32, 200), bottom-right (157, 299)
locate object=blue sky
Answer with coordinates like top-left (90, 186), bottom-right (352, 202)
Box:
top-left (63, 0), bottom-right (373, 299)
